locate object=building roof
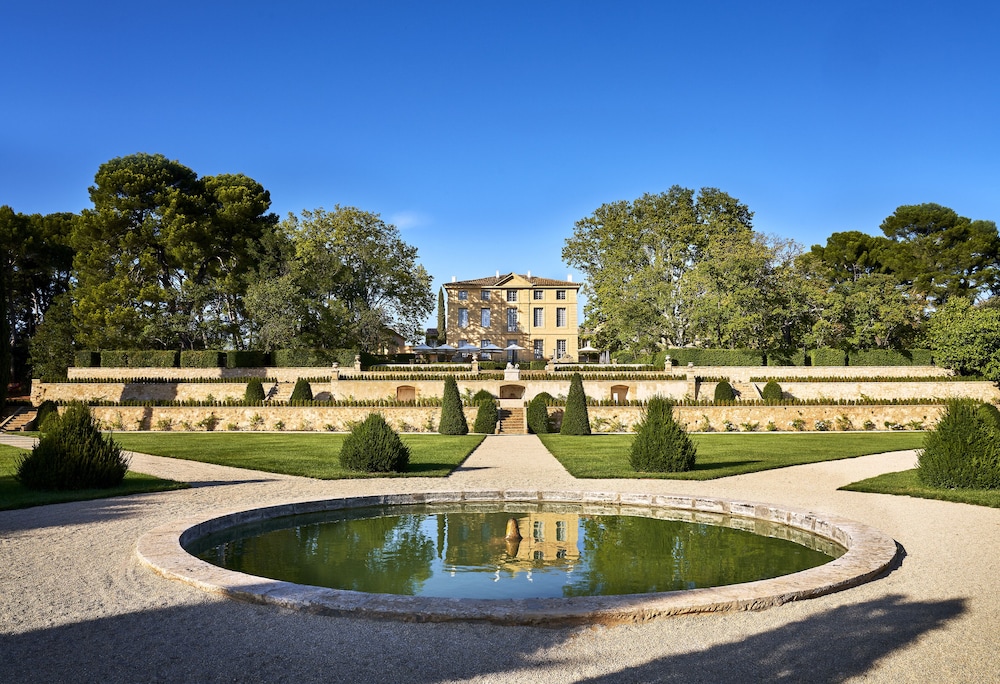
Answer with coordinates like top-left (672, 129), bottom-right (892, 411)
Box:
top-left (444, 272), bottom-right (580, 288)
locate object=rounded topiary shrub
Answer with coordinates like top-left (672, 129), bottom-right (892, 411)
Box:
top-left (438, 375), bottom-right (468, 435)
top-left (33, 400), bottom-right (59, 431)
top-left (978, 402), bottom-right (1000, 432)
top-left (16, 402), bottom-right (130, 490)
top-left (560, 373), bottom-right (591, 435)
top-left (473, 397), bottom-right (498, 434)
top-left (289, 378), bottom-right (313, 403)
top-left (244, 378), bottom-right (265, 404)
top-left (629, 396), bottom-right (697, 472)
top-left (527, 394), bottom-right (552, 434)
top-left (471, 389), bottom-right (495, 406)
top-left (338, 413), bottom-right (410, 473)
top-left (918, 399), bottom-right (1000, 489)
top-left (761, 380), bottom-right (783, 402)
top-left (713, 380), bottom-right (736, 402)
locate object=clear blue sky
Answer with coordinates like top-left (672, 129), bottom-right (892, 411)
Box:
top-left (5, 1), bottom-right (999, 318)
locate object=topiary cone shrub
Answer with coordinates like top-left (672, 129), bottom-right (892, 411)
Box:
top-left (713, 380), bottom-right (736, 402)
top-left (473, 397), bottom-right (498, 433)
top-left (338, 413), bottom-right (410, 473)
top-left (628, 395), bottom-right (697, 472)
top-left (33, 399), bottom-right (59, 431)
top-left (15, 402), bottom-right (130, 489)
top-left (289, 378), bottom-right (313, 403)
top-left (438, 375), bottom-right (468, 435)
top-left (918, 399), bottom-right (1000, 489)
top-left (244, 378), bottom-right (265, 404)
top-left (527, 394), bottom-right (552, 434)
top-left (761, 380), bottom-right (783, 402)
top-left (560, 372), bottom-right (591, 435)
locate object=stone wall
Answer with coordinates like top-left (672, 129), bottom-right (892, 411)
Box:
top-left (667, 365), bottom-right (952, 382)
top-left (67, 367), bottom-right (333, 382)
top-left (764, 381), bottom-right (999, 402)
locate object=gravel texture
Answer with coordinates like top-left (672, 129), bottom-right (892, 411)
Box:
top-left (2, 434), bottom-right (998, 683)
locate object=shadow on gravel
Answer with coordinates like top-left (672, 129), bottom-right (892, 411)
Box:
top-left (0, 593), bottom-right (965, 683)
top-left (0, 498), bottom-right (153, 534)
top-left (578, 594), bottom-right (966, 683)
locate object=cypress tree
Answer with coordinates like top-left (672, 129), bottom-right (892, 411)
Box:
top-left (473, 397), bottom-right (498, 434)
top-left (244, 378), bottom-right (265, 404)
top-left (629, 396), bottom-right (697, 472)
top-left (560, 372), bottom-right (591, 435)
top-left (438, 375), bottom-right (468, 434)
top-left (437, 287), bottom-right (447, 344)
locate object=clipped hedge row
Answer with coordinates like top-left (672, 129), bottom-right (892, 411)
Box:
top-left (665, 349), bottom-right (766, 367)
top-left (180, 350), bottom-right (224, 368)
top-left (100, 350), bottom-right (179, 368)
top-left (226, 350), bottom-right (269, 368)
top-left (848, 349), bottom-right (934, 366)
top-left (272, 348), bottom-right (357, 367)
top-left (75, 351), bottom-right (100, 368)
top-left (808, 348), bottom-right (848, 366)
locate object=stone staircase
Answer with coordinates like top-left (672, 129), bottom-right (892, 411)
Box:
top-left (266, 381), bottom-right (295, 402)
top-left (732, 381), bottom-right (762, 401)
top-left (497, 407), bottom-right (526, 434)
top-left (1, 407), bottom-right (38, 432)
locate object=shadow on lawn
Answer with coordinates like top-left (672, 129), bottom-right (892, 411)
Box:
top-left (0, 591), bottom-right (965, 683)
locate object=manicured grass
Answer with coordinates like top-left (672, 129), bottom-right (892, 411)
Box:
top-left (110, 432), bottom-right (486, 478)
top-left (0, 443), bottom-right (187, 512)
top-left (537, 432), bottom-right (925, 479)
top-left (840, 469), bottom-right (1000, 508)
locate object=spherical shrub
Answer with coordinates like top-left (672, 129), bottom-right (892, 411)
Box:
top-left (289, 378), bottom-right (313, 403)
top-left (473, 397), bottom-right (498, 433)
top-left (713, 380), bottom-right (736, 402)
top-left (761, 381), bottom-right (783, 402)
top-left (244, 378), bottom-right (265, 404)
top-left (438, 376), bottom-right (468, 435)
top-left (339, 413), bottom-right (410, 472)
top-left (918, 399), bottom-right (1000, 489)
top-left (560, 373), bottom-right (591, 435)
top-left (629, 396), bottom-right (697, 472)
top-left (16, 402), bottom-right (130, 490)
top-left (527, 394), bottom-right (551, 434)
top-left (471, 389), bottom-right (495, 406)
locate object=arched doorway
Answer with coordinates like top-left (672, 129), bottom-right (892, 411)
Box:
top-left (500, 385), bottom-right (525, 400)
top-left (396, 385), bottom-right (416, 402)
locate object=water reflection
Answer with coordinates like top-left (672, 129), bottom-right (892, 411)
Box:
top-left (189, 504), bottom-right (843, 600)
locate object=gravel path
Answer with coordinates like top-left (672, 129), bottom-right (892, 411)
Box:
top-left (1, 434), bottom-right (998, 683)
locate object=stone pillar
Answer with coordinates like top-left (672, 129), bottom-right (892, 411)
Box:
top-left (686, 363), bottom-right (698, 400)
top-left (354, 354), bottom-right (363, 373)
top-left (471, 359), bottom-right (479, 374)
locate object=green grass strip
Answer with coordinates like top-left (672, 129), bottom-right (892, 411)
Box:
top-left (110, 432), bottom-right (486, 479)
top-left (840, 469), bottom-right (1000, 508)
top-left (537, 432), bottom-right (925, 480)
top-left (0, 443), bottom-right (187, 512)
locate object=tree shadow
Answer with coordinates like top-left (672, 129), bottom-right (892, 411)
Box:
top-left (0, 592), bottom-right (965, 683)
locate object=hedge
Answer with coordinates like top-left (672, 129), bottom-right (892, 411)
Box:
top-left (808, 348), bottom-right (847, 366)
top-left (127, 350), bottom-right (178, 368)
top-left (100, 351), bottom-right (129, 367)
top-left (180, 350), bottom-right (224, 368)
top-left (848, 349), bottom-right (934, 366)
top-left (74, 351), bottom-right (100, 368)
top-left (664, 349), bottom-right (765, 367)
top-left (226, 350), bottom-right (268, 368)
top-left (272, 348), bottom-right (356, 367)
top-left (766, 350), bottom-right (807, 366)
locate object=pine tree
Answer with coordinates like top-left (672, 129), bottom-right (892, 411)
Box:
top-left (629, 396), bottom-right (697, 472)
top-left (560, 373), bottom-right (591, 435)
top-left (438, 375), bottom-right (468, 434)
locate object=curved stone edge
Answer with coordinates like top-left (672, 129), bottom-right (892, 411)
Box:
top-left (136, 490), bottom-right (899, 626)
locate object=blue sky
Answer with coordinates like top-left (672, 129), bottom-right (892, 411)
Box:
top-left (5, 1), bottom-right (999, 319)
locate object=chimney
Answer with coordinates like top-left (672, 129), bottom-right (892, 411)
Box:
top-left (567, 274), bottom-right (573, 282)
top-left (451, 276), bottom-right (456, 283)
top-left (496, 270), bottom-right (499, 278)
top-left (527, 270), bottom-right (531, 278)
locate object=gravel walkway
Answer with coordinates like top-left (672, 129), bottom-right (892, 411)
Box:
top-left (1, 434), bottom-right (998, 683)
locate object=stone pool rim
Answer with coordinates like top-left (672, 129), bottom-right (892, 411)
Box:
top-left (136, 490), bottom-right (899, 626)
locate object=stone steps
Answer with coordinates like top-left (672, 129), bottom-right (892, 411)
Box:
top-left (497, 408), bottom-right (526, 434)
top-left (1, 407), bottom-right (38, 432)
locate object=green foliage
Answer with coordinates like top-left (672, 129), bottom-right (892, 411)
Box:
top-left (761, 380), bottom-right (783, 402)
top-left (438, 376), bottom-right (468, 435)
top-left (527, 393), bottom-right (552, 434)
top-left (100, 351), bottom-right (128, 367)
top-left (809, 348), bottom-right (847, 366)
top-left (34, 400), bottom-right (59, 431)
top-left (560, 373), bottom-right (591, 435)
top-left (338, 413), bottom-right (410, 473)
top-left (128, 350), bottom-right (178, 368)
top-left (473, 397), bottom-right (498, 434)
top-left (978, 403), bottom-right (1000, 432)
top-left (15, 402), bottom-right (129, 490)
top-left (273, 348), bottom-right (347, 367)
top-left (75, 351), bottom-right (100, 367)
top-left (848, 349), bottom-right (933, 366)
top-left (713, 380), bottom-right (736, 402)
top-left (470, 389), bottom-right (495, 405)
top-left (926, 298), bottom-right (1000, 380)
top-left (628, 396), bottom-right (696, 472)
top-left (665, 348), bottom-right (766, 367)
top-left (918, 399), bottom-right (1000, 489)
top-left (244, 378), bottom-right (266, 404)
top-left (289, 378), bottom-right (313, 402)
top-left (436, 287), bottom-right (446, 344)
top-left (766, 349), bottom-right (806, 366)
top-left (180, 351), bottom-right (223, 368)
top-left (28, 293), bottom-right (76, 381)
top-left (226, 350), bottom-right (268, 368)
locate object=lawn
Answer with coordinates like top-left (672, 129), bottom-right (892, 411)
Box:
top-left (840, 469), bottom-right (1000, 508)
top-left (110, 432), bottom-right (486, 479)
top-left (0, 443), bottom-right (187, 512)
top-left (537, 432), bottom-right (925, 479)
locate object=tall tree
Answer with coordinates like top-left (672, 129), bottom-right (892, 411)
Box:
top-left (562, 187), bottom-right (754, 353)
top-left (283, 206), bottom-right (434, 349)
top-left (926, 298), bottom-right (1000, 380)
top-left (436, 287), bottom-right (446, 344)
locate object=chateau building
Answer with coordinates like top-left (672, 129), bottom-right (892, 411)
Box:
top-left (442, 272), bottom-right (580, 361)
